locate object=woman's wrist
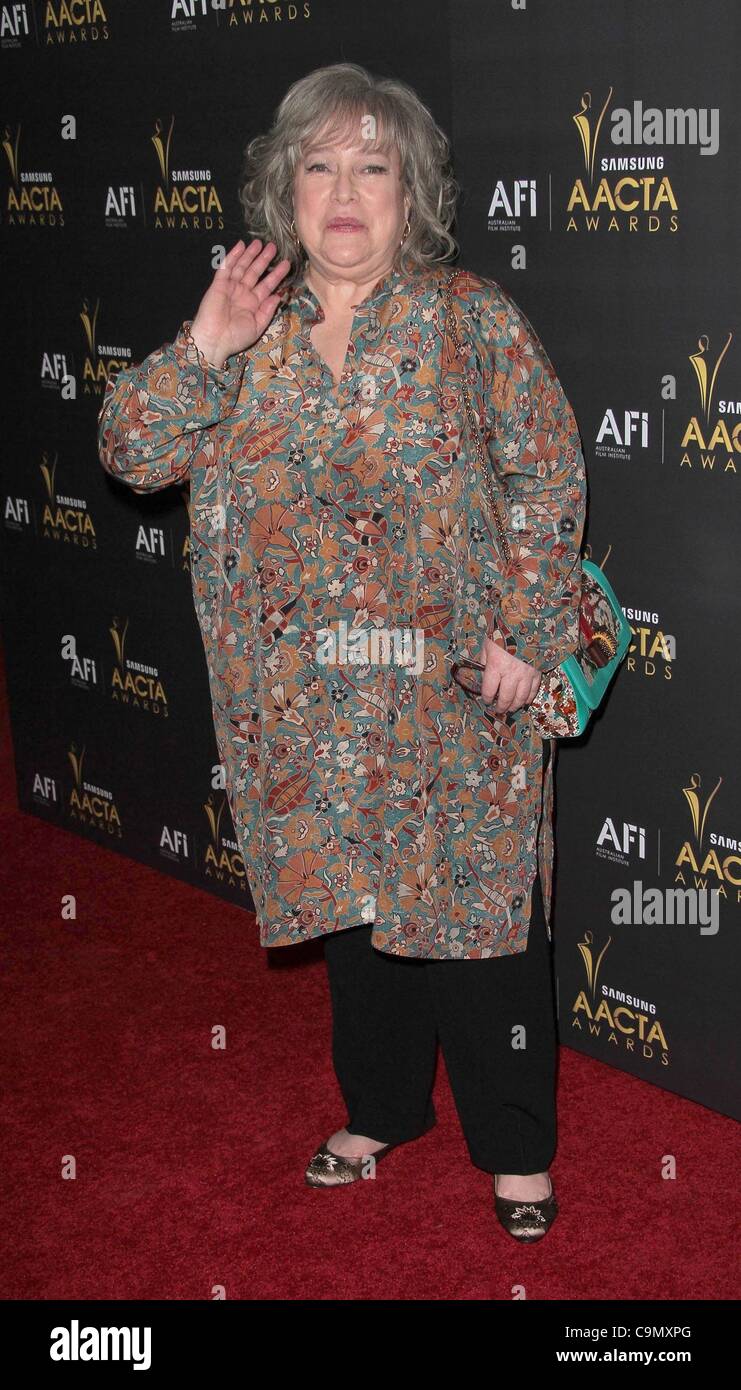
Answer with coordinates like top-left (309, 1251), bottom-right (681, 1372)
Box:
top-left (183, 320), bottom-right (228, 371)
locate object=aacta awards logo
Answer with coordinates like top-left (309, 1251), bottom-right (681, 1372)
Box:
top-left (679, 329), bottom-right (738, 477)
top-left (80, 297), bottom-right (133, 400)
top-left (44, 1), bottom-right (110, 45)
top-left (150, 115), bottom-right (224, 231)
top-left (202, 785), bottom-right (247, 889)
top-left (675, 772), bottom-right (740, 905)
top-left (567, 86), bottom-right (718, 233)
top-left (39, 452), bottom-right (98, 550)
top-left (109, 617), bottom-right (169, 718)
top-left (570, 930), bottom-right (669, 1066)
top-left (2, 123), bottom-right (64, 226)
top-left (67, 743), bottom-right (122, 839)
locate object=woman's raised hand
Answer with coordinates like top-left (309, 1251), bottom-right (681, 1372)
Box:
top-left (189, 238), bottom-right (292, 368)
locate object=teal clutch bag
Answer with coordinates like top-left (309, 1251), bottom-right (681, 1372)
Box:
top-left (527, 559), bottom-right (632, 738)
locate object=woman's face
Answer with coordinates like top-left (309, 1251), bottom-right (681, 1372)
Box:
top-left (293, 120), bottom-right (410, 283)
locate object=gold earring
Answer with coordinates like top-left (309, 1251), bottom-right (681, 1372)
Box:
top-left (289, 218), bottom-right (303, 256)
top-left (400, 217), bottom-right (411, 246)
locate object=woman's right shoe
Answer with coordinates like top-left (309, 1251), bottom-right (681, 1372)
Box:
top-left (305, 1137), bottom-right (400, 1188)
top-left (493, 1173), bottom-right (559, 1242)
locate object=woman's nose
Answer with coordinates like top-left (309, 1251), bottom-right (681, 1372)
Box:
top-left (331, 172), bottom-right (357, 198)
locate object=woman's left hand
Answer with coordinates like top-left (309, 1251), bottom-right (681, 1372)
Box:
top-left (480, 633), bottom-right (542, 713)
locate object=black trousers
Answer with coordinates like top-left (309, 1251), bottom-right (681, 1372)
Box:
top-left (322, 744), bottom-right (557, 1175)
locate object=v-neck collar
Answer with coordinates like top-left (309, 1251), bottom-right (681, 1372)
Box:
top-left (298, 262), bottom-right (403, 312)
top-left (287, 261), bottom-right (432, 333)
top-left (275, 261), bottom-right (440, 394)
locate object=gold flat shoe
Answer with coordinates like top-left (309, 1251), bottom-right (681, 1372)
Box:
top-left (305, 1138), bottom-right (399, 1188)
top-left (493, 1174), bottom-right (559, 1242)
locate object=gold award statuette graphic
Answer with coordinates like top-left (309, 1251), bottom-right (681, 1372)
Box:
top-left (681, 330), bottom-right (737, 475)
top-left (577, 928), bottom-right (611, 996)
top-left (67, 743), bottom-right (122, 838)
top-left (676, 772), bottom-right (739, 900)
top-left (79, 296), bottom-right (99, 365)
top-left (573, 87), bottom-right (613, 184)
top-left (571, 929), bottom-right (669, 1064)
top-left (567, 87), bottom-right (678, 232)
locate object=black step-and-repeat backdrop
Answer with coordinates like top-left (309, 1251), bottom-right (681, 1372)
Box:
top-left (2, 1), bottom-right (738, 1120)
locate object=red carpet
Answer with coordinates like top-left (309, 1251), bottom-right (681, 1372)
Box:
top-left (1, 635), bottom-right (738, 1302)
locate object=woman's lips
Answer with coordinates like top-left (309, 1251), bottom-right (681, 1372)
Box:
top-left (327, 221), bottom-right (364, 230)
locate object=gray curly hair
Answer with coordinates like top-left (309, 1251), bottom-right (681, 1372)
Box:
top-left (238, 62), bottom-right (459, 289)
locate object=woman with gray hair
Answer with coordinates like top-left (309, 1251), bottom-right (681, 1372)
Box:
top-left (98, 62), bottom-right (586, 1242)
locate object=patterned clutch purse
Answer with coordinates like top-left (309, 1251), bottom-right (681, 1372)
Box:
top-left (441, 271), bottom-right (631, 738)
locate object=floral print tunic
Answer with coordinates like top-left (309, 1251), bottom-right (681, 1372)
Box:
top-left (97, 263), bottom-right (586, 959)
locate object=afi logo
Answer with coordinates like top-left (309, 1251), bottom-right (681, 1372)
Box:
top-left (487, 179), bottom-right (537, 219)
top-left (105, 186), bottom-right (137, 218)
top-left (136, 524), bottom-right (166, 558)
top-left (161, 825), bottom-right (189, 859)
top-left (597, 818), bottom-right (646, 859)
top-left (596, 410), bottom-right (649, 448)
